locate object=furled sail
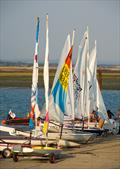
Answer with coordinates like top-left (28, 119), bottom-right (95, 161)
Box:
top-left (29, 17), bottom-right (40, 129)
top-left (43, 14), bottom-right (49, 135)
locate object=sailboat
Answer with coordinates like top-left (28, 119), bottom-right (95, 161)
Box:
top-left (86, 40), bottom-right (119, 134)
top-left (41, 28), bottom-right (95, 143)
top-left (89, 41), bottom-right (108, 121)
top-left (72, 33), bottom-right (111, 134)
top-left (57, 28), bottom-right (111, 136)
top-left (1, 18), bottom-right (41, 126)
top-left (32, 15), bottom-right (84, 146)
top-left (62, 28), bottom-right (91, 126)
top-left (0, 16), bottom-right (82, 149)
top-left (29, 16), bottom-right (41, 131)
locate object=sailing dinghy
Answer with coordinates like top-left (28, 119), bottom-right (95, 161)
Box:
top-left (0, 16), bottom-right (81, 154)
top-left (70, 32), bottom-right (111, 135)
top-left (1, 18), bottom-right (41, 126)
top-left (60, 29), bottom-right (109, 136)
top-left (41, 29), bottom-right (95, 143)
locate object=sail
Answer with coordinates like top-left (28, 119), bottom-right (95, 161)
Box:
top-left (96, 81), bottom-right (108, 120)
top-left (29, 17), bottom-right (40, 129)
top-left (43, 14), bottom-right (49, 135)
top-left (48, 33), bottom-right (74, 123)
top-left (84, 28), bottom-right (90, 121)
top-left (89, 41), bottom-right (97, 113)
top-left (73, 29), bottom-right (89, 119)
top-left (65, 61), bottom-right (75, 120)
top-left (64, 31), bottom-right (75, 120)
top-left (89, 41), bottom-right (108, 120)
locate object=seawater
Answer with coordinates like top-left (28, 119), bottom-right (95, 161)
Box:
top-left (0, 87), bottom-right (120, 122)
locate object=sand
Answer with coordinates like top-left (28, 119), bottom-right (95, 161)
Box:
top-left (0, 135), bottom-right (120, 169)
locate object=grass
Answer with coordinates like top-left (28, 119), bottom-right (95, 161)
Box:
top-left (0, 66), bottom-right (120, 89)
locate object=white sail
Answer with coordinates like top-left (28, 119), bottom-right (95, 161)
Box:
top-left (96, 81), bottom-right (108, 120)
top-left (42, 14), bottom-right (49, 135)
top-left (65, 60), bottom-right (75, 120)
top-left (89, 41), bottom-right (97, 113)
top-left (84, 27), bottom-right (91, 123)
top-left (89, 41), bottom-right (108, 120)
top-left (73, 29), bottom-right (89, 119)
top-left (44, 14), bottom-right (49, 114)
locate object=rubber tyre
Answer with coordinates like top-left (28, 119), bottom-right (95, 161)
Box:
top-left (2, 148), bottom-right (11, 158)
top-left (13, 153), bottom-right (18, 162)
top-left (49, 153), bottom-right (55, 163)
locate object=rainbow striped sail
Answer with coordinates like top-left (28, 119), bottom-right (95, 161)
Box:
top-left (52, 47), bottom-right (73, 114)
top-left (42, 33), bottom-right (74, 124)
top-left (48, 32), bottom-right (74, 123)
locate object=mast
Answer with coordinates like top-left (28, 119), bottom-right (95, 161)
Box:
top-left (82, 26), bottom-right (90, 128)
top-left (72, 30), bottom-right (75, 47)
top-left (71, 30), bottom-right (75, 120)
top-left (29, 17), bottom-right (40, 130)
top-left (86, 26), bottom-right (90, 128)
top-left (43, 14), bottom-right (49, 138)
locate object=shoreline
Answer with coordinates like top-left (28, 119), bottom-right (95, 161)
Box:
top-left (0, 134), bottom-right (120, 169)
top-left (0, 66), bottom-right (120, 89)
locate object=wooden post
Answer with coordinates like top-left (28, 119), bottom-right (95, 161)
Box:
top-left (98, 67), bottom-right (102, 90)
top-left (82, 116), bottom-right (85, 130)
top-left (60, 124), bottom-right (63, 139)
top-left (29, 131), bottom-right (32, 145)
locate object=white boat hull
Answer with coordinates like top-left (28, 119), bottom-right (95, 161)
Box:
top-left (48, 131), bottom-right (95, 143)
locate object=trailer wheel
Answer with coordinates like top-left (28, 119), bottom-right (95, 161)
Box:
top-left (49, 153), bottom-right (55, 163)
top-left (2, 148), bottom-right (11, 158)
top-left (13, 153), bottom-right (18, 162)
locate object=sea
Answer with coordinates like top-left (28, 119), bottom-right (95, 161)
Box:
top-left (0, 87), bottom-right (120, 122)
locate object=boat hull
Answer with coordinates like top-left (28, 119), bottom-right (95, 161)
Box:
top-left (1, 118), bottom-right (29, 126)
top-left (48, 131), bottom-right (95, 143)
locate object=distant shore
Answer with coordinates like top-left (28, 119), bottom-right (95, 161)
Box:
top-left (0, 134), bottom-right (120, 169)
top-left (0, 66), bottom-right (120, 89)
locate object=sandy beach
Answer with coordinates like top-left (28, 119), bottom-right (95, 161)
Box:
top-left (0, 134), bottom-right (120, 169)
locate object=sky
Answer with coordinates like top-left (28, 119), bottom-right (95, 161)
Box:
top-left (0, 0), bottom-right (120, 65)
